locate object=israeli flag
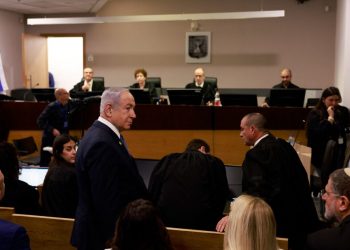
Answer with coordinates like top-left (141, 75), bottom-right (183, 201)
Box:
top-left (0, 53), bottom-right (8, 92)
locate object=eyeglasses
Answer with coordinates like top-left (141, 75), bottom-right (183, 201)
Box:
top-left (320, 189), bottom-right (340, 197)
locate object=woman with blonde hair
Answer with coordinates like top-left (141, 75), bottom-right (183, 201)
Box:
top-left (224, 195), bottom-right (279, 250)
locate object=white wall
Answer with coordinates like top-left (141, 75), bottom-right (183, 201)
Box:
top-left (0, 9), bottom-right (24, 93)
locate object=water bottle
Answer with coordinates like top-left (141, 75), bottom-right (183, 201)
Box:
top-left (214, 89), bottom-right (222, 107)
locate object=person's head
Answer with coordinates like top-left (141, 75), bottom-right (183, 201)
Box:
top-left (111, 199), bottom-right (173, 250)
top-left (54, 88), bottom-right (70, 105)
top-left (0, 142), bottom-right (20, 181)
top-left (134, 68), bottom-right (147, 87)
top-left (322, 168), bottom-right (350, 223)
top-left (280, 68), bottom-right (292, 87)
top-left (224, 195), bottom-right (278, 250)
top-left (185, 139), bottom-right (210, 154)
top-left (51, 134), bottom-right (77, 165)
top-left (83, 67), bottom-right (94, 82)
top-left (240, 113), bottom-right (268, 146)
top-left (317, 86), bottom-right (342, 110)
top-left (194, 67), bottom-right (205, 85)
top-left (100, 88), bottom-right (136, 132)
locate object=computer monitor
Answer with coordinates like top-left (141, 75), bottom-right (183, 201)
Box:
top-left (31, 88), bottom-right (56, 102)
top-left (167, 88), bottom-right (203, 105)
top-left (129, 88), bottom-right (152, 104)
top-left (220, 93), bottom-right (257, 107)
top-left (269, 88), bottom-right (306, 107)
top-left (70, 91), bottom-right (103, 100)
top-left (19, 166), bottom-right (48, 187)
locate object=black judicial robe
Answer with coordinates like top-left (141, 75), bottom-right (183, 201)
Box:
top-left (149, 150), bottom-right (230, 231)
top-left (242, 135), bottom-right (321, 250)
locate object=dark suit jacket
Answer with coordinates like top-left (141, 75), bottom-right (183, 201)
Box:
top-left (185, 82), bottom-right (215, 104)
top-left (71, 120), bottom-right (148, 250)
top-left (129, 82), bottom-right (157, 98)
top-left (273, 82), bottom-right (299, 88)
top-left (306, 215), bottom-right (350, 250)
top-left (0, 219), bottom-right (31, 250)
top-left (148, 150), bottom-right (231, 231)
top-left (242, 135), bottom-right (321, 250)
top-left (70, 80), bottom-right (105, 95)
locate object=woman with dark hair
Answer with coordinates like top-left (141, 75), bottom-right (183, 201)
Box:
top-left (0, 141), bottom-right (41, 214)
top-left (130, 68), bottom-right (148, 90)
top-left (109, 199), bottom-right (173, 250)
top-left (41, 134), bottom-right (78, 218)
top-left (307, 86), bottom-right (350, 189)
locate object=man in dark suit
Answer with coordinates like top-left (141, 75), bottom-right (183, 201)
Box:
top-left (306, 168), bottom-right (350, 250)
top-left (37, 88), bottom-right (78, 166)
top-left (71, 88), bottom-right (148, 250)
top-left (217, 113), bottom-right (321, 249)
top-left (185, 67), bottom-right (215, 105)
top-left (70, 67), bottom-right (105, 95)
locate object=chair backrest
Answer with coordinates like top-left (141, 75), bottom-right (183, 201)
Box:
top-left (0, 206), bottom-right (15, 221)
top-left (205, 76), bottom-right (218, 90)
top-left (10, 88), bottom-right (37, 101)
top-left (12, 213), bottom-right (75, 250)
top-left (146, 77), bottom-right (162, 88)
top-left (13, 136), bottom-right (38, 156)
top-left (0, 94), bottom-right (14, 101)
top-left (167, 227), bottom-right (288, 250)
top-left (167, 227), bottom-right (224, 250)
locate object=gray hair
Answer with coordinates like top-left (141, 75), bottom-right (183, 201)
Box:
top-left (99, 87), bottom-right (129, 114)
top-left (330, 168), bottom-right (350, 199)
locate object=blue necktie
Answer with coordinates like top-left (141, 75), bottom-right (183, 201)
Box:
top-left (119, 135), bottom-right (129, 152)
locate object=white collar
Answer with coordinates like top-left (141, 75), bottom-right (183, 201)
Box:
top-left (195, 81), bottom-right (204, 88)
top-left (98, 116), bottom-right (121, 139)
top-left (254, 133), bottom-right (269, 147)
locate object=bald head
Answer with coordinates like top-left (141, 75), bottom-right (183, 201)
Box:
top-left (194, 67), bottom-right (205, 85)
top-left (280, 68), bottom-right (292, 87)
top-left (55, 88), bottom-right (69, 105)
top-left (240, 113), bottom-right (268, 146)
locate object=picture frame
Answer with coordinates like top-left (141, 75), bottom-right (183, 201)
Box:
top-left (185, 32), bottom-right (211, 63)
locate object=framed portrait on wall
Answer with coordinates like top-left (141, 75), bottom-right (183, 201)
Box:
top-left (185, 32), bottom-right (211, 63)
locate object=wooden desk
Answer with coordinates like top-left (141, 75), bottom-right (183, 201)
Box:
top-left (1, 101), bottom-right (310, 165)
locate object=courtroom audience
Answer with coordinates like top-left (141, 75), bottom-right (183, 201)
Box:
top-left (0, 170), bottom-right (31, 250)
top-left (185, 67), bottom-right (216, 105)
top-left (108, 199), bottom-right (173, 250)
top-left (224, 195), bottom-right (279, 250)
top-left (37, 88), bottom-right (78, 166)
top-left (0, 142), bottom-right (41, 214)
top-left (306, 168), bottom-right (350, 250)
top-left (262, 68), bottom-right (300, 107)
top-left (41, 134), bottom-right (78, 218)
top-left (306, 87), bottom-right (350, 190)
top-left (149, 139), bottom-right (231, 231)
top-left (70, 67), bottom-right (105, 94)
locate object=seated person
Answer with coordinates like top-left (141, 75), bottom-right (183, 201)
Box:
top-left (41, 135), bottom-right (78, 218)
top-left (306, 168), bottom-right (350, 250)
top-left (70, 67), bottom-right (105, 94)
top-left (223, 195), bottom-right (279, 250)
top-left (185, 67), bottom-right (216, 105)
top-left (262, 68), bottom-right (300, 107)
top-left (108, 199), bottom-right (173, 250)
top-left (0, 142), bottom-right (41, 215)
top-left (129, 68), bottom-right (157, 98)
top-left (148, 139), bottom-right (231, 231)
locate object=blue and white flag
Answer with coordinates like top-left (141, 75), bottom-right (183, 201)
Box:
top-left (0, 53), bottom-right (8, 92)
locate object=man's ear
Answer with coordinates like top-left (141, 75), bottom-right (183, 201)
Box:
top-left (103, 104), bottom-right (113, 118)
top-left (338, 196), bottom-right (350, 212)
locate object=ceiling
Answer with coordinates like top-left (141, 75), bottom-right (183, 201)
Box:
top-left (0, 0), bottom-right (108, 14)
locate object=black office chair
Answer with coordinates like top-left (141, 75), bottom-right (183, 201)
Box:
top-left (306, 98), bottom-right (320, 108)
top-left (13, 136), bottom-right (40, 166)
top-left (10, 88), bottom-right (37, 101)
top-left (145, 77), bottom-right (162, 88)
top-left (204, 76), bottom-right (218, 90)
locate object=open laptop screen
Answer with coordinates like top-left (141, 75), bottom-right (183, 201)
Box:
top-left (19, 167), bottom-right (48, 187)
